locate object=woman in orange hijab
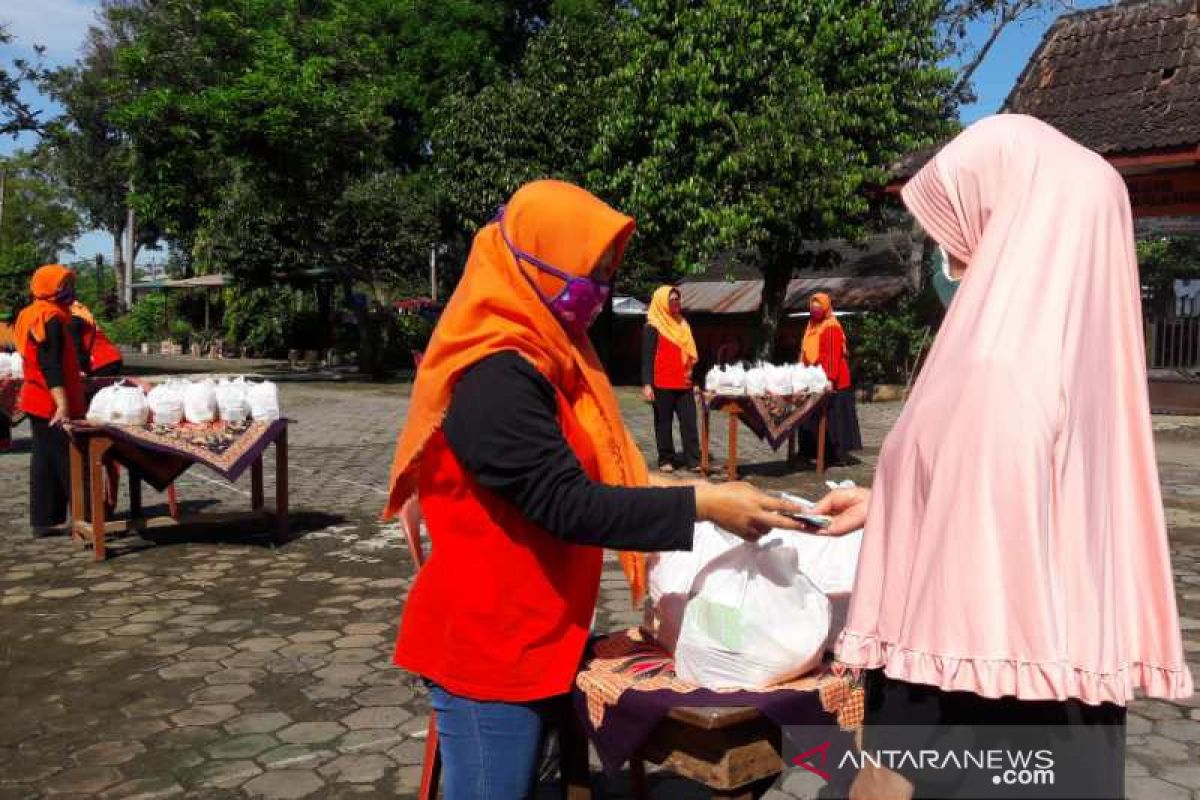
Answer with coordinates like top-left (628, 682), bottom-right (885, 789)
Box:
top-left (384, 180), bottom-right (803, 797)
top-left (797, 292), bottom-right (861, 464)
top-left (14, 265), bottom-right (87, 537)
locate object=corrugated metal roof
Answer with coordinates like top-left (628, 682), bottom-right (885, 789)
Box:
top-left (680, 275), bottom-right (909, 314)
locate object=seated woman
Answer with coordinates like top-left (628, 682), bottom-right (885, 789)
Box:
top-left (796, 292), bottom-right (861, 464)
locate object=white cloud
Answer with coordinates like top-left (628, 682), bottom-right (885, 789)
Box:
top-left (2, 0), bottom-right (100, 66)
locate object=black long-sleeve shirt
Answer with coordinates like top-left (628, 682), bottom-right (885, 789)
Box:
top-left (641, 325), bottom-right (659, 386)
top-left (442, 351), bottom-right (695, 552)
top-left (37, 318), bottom-right (68, 389)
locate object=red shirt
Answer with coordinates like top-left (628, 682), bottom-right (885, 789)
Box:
top-left (82, 324), bottom-right (123, 372)
top-left (18, 328), bottom-right (86, 420)
top-left (806, 326), bottom-right (852, 391)
top-left (653, 335), bottom-right (691, 390)
top-left (393, 389), bottom-right (604, 702)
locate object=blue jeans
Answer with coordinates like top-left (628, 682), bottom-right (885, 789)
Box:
top-left (428, 683), bottom-right (558, 800)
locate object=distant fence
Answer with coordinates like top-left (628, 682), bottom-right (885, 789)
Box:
top-left (1147, 316), bottom-right (1200, 370)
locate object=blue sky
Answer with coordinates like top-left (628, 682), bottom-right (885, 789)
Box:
top-left (1, 0), bottom-right (1110, 263)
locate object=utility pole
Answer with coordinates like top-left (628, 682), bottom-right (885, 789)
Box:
top-left (429, 244), bottom-right (438, 302)
top-left (0, 163), bottom-right (7, 249)
top-left (124, 177), bottom-right (135, 310)
top-left (95, 253), bottom-right (103, 296)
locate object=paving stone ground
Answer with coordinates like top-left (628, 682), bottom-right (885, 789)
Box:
top-left (1, 354), bottom-right (1197, 799)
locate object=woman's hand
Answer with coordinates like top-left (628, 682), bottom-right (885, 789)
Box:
top-left (49, 387), bottom-right (69, 428)
top-left (849, 764), bottom-right (913, 800)
top-left (811, 487), bottom-right (871, 536)
top-left (694, 481), bottom-right (808, 541)
top-left (642, 384), bottom-right (654, 403)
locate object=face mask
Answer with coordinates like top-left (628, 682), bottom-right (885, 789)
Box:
top-left (932, 246), bottom-right (961, 308)
top-left (810, 307), bottom-right (826, 323)
top-left (495, 207), bottom-right (612, 337)
top-left (54, 286), bottom-right (76, 305)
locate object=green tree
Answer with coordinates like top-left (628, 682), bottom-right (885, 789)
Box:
top-left (593, 0), bottom-right (954, 358)
top-left (0, 151), bottom-right (82, 270)
top-left (42, 23), bottom-right (160, 305)
top-left (0, 24), bottom-right (47, 137)
top-left (1137, 236), bottom-right (1200, 319)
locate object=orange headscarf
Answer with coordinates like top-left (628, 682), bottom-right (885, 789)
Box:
top-left (70, 300), bottom-right (96, 327)
top-left (647, 286), bottom-right (697, 369)
top-left (14, 265), bottom-right (75, 351)
top-left (801, 292), bottom-right (844, 365)
top-left (383, 180), bottom-right (653, 604)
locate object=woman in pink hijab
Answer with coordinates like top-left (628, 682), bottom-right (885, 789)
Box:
top-left (814, 115), bottom-right (1193, 799)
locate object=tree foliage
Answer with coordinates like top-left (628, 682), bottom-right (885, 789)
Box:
top-left (592, 0), bottom-right (954, 356)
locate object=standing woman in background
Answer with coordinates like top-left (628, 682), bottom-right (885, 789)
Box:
top-left (70, 301), bottom-right (124, 377)
top-left (14, 265), bottom-right (86, 538)
top-left (641, 286), bottom-right (701, 473)
top-left (797, 292), bottom-right (861, 464)
top-left (0, 310), bottom-right (15, 450)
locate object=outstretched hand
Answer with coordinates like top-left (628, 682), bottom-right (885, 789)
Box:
top-left (810, 487), bottom-right (871, 536)
top-left (694, 481), bottom-right (809, 541)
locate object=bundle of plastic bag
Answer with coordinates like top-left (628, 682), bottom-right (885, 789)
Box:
top-left (110, 382), bottom-right (150, 425)
top-left (184, 379), bottom-right (218, 424)
top-left (765, 364), bottom-right (795, 396)
top-left (86, 385), bottom-right (117, 424)
top-left (744, 364), bottom-right (768, 396)
top-left (147, 379), bottom-right (186, 425)
top-left (246, 380), bottom-right (280, 421)
top-left (0, 353), bottom-right (11, 379)
top-left (673, 536), bottom-right (831, 689)
top-left (215, 377), bottom-right (250, 423)
top-left (8, 352), bottom-right (21, 380)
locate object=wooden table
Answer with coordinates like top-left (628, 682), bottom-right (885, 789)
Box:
top-left (628, 705), bottom-right (785, 800)
top-left (700, 392), bottom-right (829, 481)
top-left (67, 423), bottom-right (289, 561)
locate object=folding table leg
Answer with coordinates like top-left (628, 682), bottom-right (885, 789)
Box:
top-left (69, 436), bottom-right (86, 547)
top-left (274, 427), bottom-right (289, 537)
top-left (727, 410), bottom-right (739, 482)
top-left (88, 438), bottom-right (112, 561)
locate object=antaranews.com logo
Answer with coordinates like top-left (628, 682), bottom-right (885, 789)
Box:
top-left (783, 724), bottom-right (1124, 799)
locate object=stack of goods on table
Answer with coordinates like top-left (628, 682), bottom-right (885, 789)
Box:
top-left (86, 377), bottom-right (280, 427)
top-left (705, 362), bottom-right (830, 397)
top-left (642, 488), bottom-right (862, 690)
top-left (0, 352), bottom-right (23, 380)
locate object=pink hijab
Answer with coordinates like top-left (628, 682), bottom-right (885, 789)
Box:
top-left (837, 115), bottom-right (1193, 704)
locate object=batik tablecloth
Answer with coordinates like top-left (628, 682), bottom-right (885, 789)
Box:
top-left (70, 418), bottom-right (288, 491)
top-left (573, 628), bottom-right (863, 774)
top-left (703, 391), bottom-right (830, 450)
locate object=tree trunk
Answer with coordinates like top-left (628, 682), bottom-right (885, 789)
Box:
top-left (756, 260), bottom-right (793, 361)
top-left (111, 227), bottom-right (126, 309)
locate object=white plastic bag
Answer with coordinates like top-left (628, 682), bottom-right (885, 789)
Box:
top-left (716, 364), bottom-right (745, 395)
top-left (86, 385), bottom-right (117, 424)
top-left (674, 537), bottom-right (831, 689)
top-left (147, 379), bottom-right (186, 425)
top-left (184, 379), bottom-right (218, 424)
top-left (215, 378), bottom-right (250, 423)
top-left (8, 352), bottom-right (22, 380)
top-left (643, 522), bottom-right (740, 653)
top-left (704, 365), bottom-right (723, 393)
top-left (766, 364), bottom-right (794, 396)
top-left (744, 364), bottom-right (768, 396)
top-left (0, 353), bottom-right (11, 379)
top-left (246, 380), bottom-right (280, 421)
top-left (110, 382), bottom-right (150, 425)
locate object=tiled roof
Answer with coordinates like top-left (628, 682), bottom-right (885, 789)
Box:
top-left (679, 276), bottom-right (910, 314)
top-left (1003, 0), bottom-right (1200, 154)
